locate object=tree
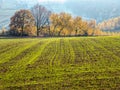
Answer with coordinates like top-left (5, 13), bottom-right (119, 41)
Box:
top-left (73, 16), bottom-right (84, 36)
top-left (1, 27), bottom-right (5, 35)
top-left (50, 12), bottom-right (104, 37)
top-left (50, 12), bottom-right (72, 36)
top-left (0, 27), bottom-right (7, 36)
top-left (88, 20), bottom-right (96, 35)
top-left (88, 20), bottom-right (96, 28)
top-left (79, 21), bottom-right (89, 36)
top-left (67, 18), bottom-right (74, 36)
top-left (97, 17), bottom-right (120, 31)
top-left (31, 4), bottom-right (51, 36)
top-left (57, 12), bottom-right (72, 36)
top-left (50, 13), bottom-right (60, 36)
top-left (9, 9), bottom-right (35, 36)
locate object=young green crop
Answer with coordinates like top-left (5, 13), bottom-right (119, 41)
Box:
top-left (0, 37), bottom-right (120, 89)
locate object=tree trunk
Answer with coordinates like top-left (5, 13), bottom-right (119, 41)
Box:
top-left (48, 26), bottom-right (51, 37)
top-left (36, 22), bottom-right (39, 36)
top-left (75, 29), bottom-right (78, 36)
top-left (58, 27), bottom-right (64, 36)
top-left (21, 25), bottom-right (24, 37)
top-left (53, 25), bottom-right (57, 37)
top-left (37, 29), bottom-right (39, 36)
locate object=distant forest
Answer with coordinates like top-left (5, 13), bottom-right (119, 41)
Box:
top-left (98, 17), bottom-right (120, 32)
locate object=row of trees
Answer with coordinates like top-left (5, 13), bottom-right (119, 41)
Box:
top-left (50, 13), bottom-right (98, 36)
top-left (98, 17), bottom-right (120, 31)
top-left (9, 4), bottom-right (51, 36)
top-left (8, 4), bottom-right (107, 37)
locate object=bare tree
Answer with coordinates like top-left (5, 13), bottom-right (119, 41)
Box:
top-left (31, 4), bottom-right (51, 36)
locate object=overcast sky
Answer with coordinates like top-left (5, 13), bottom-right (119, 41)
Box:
top-left (36, 0), bottom-right (120, 3)
top-left (0, 0), bottom-right (120, 22)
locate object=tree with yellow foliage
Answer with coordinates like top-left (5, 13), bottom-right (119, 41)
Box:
top-left (50, 12), bottom-right (72, 36)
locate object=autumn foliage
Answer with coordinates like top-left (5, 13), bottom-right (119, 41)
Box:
top-left (9, 5), bottom-right (110, 37)
top-left (9, 10), bottom-right (36, 36)
top-left (50, 12), bottom-right (99, 36)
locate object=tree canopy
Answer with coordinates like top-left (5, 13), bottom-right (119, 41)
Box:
top-left (9, 10), bottom-right (36, 36)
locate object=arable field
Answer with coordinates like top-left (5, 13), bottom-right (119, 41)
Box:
top-left (0, 37), bottom-right (120, 90)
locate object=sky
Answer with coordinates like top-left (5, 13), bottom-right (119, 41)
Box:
top-left (0, 0), bottom-right (120, 29)
top-left (18, 0), bottom-right (66, 5)
top-left (37, 0), bottom-right (66, 3)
